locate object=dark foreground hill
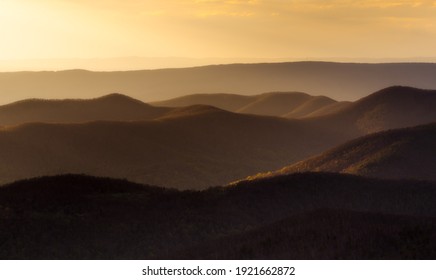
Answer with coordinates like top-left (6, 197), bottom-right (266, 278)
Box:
top-left (178, 209), bottom-right (436, 260)
top-left (250, 122), bottom-right (436, 182)
top-left (0, 93), bottom-right (171, 126)
top-left (2, 173), bottom-right (436, 259)
top-left (2, 62), bottom-right (436, 104)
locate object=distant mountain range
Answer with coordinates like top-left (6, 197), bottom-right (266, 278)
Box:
top-left (248, 122), bottom-right (436, 182)
top-left (2, 62), bottom-right (436, 104)
top-left (0, 86), bottom-right (435, 188)
top-left (2, 173), bottom-right (436, 259)
top-left (2, 78), bottom-right (436, 260)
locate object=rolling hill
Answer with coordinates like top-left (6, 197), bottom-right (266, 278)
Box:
top-left (153, 86), bottom-right (436, 127)
top-left (0, 86), bottom-right (435, 188)
top-left (0, 93), bottom-right (171, 126)
top-left (0, 109), bottom-right (342, 189)
top-left (152, 91), bottom-right (339, 118)
top-left (249, 122), bottom-right (436, 182)
top-left (2, 62), bottom-right (436, 105)
top-left (151, 93), bottom-right (256, 111)
top-left (304, 86), bottom-right (436, 136)
top-left (2, 173), bottom-right (436, 259)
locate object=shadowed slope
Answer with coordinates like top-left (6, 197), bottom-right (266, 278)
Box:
top-left (0, 110), bottom-right (340, 189)
top-left (250, 123), bottom-right (436, 181)
top-left (0, 94), bottom-right (171, 126)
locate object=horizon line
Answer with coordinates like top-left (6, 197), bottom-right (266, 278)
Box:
top-left (1, 57), bottom-right (436, 72)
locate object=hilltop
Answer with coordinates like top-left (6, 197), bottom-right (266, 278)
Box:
top-left (304, 86), bottom-right (436, 136)
top-left (0, 93), bottom-right (171, 126)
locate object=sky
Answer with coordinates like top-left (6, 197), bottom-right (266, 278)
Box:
top-left (1, 0), bottom-right (436, 70)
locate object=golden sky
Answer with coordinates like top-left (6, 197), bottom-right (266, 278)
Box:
top-left (1, 0), bottom-right (436, 64)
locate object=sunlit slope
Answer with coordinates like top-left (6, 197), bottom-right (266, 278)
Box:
top-left (251, 123), bottom-right (436, 181)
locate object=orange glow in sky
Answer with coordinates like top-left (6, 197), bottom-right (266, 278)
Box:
top-left (1, 0), bottom-right (436, 66)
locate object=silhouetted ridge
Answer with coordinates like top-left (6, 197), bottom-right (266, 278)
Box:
top-left (259, 91), bottom-right (311, 98)
top-left (95, 93), bottom-right (145, 103)
top-left (4, 93), bottom-right (146, 107)
top-left (1, 174), bottom-right (166, 196)
top-left (2, 173), bottom-right (436, 259)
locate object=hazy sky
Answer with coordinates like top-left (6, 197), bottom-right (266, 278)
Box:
top-left (1, 0), bottom-right (436, 69)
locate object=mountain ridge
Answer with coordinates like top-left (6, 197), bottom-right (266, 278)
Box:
top-left (153, 91), bottom-right (340, 118)
top-left (0, 110), bottom-right (338, 189)
top-left (303, 86), bottom-right (436, 135)
top-left (3, 61), bottom-right (436, 104)
top-left (0, 86), bottom-right (435, 188)
top-left (246, 122), bottom-right (436, 182)
top-left (0, 93), bottom-right (171, 126)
